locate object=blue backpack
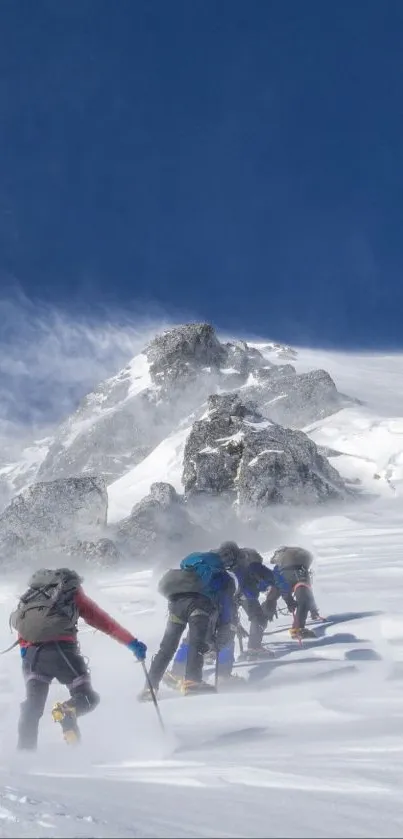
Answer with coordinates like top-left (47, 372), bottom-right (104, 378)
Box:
top-left (180, 552), bottom-right (225, 599)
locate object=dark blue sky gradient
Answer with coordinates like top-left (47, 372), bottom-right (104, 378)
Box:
top-left (1, 0), bottom-right (403, 347)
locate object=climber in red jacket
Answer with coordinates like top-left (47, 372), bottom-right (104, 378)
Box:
top-left (11, 567), bottom-right (147, 750)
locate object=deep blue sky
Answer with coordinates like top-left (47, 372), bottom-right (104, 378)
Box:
top-left (1, 0), bottom-right (403, 348)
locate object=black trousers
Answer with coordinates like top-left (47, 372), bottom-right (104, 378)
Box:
top-left (264, 585), bottom-right (318, 630)
top-left (148, 594), bottom-right (213, 689)
top-left (239, 597), bottom-right (269, 650)
top-left (18, 642), bottom-right (100, 750)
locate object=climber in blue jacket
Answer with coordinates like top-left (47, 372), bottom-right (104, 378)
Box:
top-left (138, 542), bottom-right (239, 699)
top-left (169, 545), bottom-right (280, 681)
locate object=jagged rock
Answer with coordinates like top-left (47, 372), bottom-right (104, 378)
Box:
top-left (0, 476), bottom-right (107, 557)
top-left (223, 341), bottom-right (265, 377)
top-left (60, 538), bottom-right (121, 567)
top-left (146, 323), bottom-right (227, 385)
top-left (115, 481), bottom-right (208, 561)
top-left (183, 393), bottom-right (347, 509)
top-left (245, 367), bottom-right (348, 428)
top-left (254, 364), bottom-right (296, 382)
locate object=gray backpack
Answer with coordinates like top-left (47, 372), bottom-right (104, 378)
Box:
top-left (158, 568), bottom-right (205, 600)
top-left (270, 546), bottom-right (313, 570)
top-left (238, 548), bottom-right (264, 567)
top-left (10, 568), bottom-right (82, 643)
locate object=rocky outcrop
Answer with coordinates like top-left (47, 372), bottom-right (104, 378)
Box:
top-left (245, 367), bottom-right (347, 429)
top-left (146, 323), bottom-right (227, 385)
top-left (115, 481), bottom-right (208, 562)
top-left (183, 394), bottom-right (347, 509)
top-left (0, 476), bottom-right (107, 558)
top-left (32, 323), bottom-right (350, 489)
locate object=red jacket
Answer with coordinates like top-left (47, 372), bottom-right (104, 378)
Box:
top-left (19, 588), bottom-right (136, 649)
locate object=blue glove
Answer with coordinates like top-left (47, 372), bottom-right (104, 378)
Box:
top-left (127, 638), bottom-right (147, 661)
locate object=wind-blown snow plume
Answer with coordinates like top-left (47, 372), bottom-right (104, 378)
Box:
top-left (0, 294), bottom-right (175, 431)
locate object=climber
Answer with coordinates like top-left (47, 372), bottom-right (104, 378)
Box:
top-left (11, 567), bottom-right (147, 749)
top-left (139, 542), bottom-right (240, 699)
top-left (168, 545), bottom-right (278, 679)
top-left (267, 546), bottom-right (320, 638)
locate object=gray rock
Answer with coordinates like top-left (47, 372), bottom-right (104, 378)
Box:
top-left (60, 538), bottom-right (121, 568)
top-left (238, 424), bottom-right (346, 508)
top-left (183, 393), bottom-right (347, 509)
top-left (245, 368), bottom-right (349, 428)
top-left (0, 476), bottom-right (107, 557)
top-left (115, 481), bottom-right (208, 562)
top-left (146, 323), bottom-right (227, 386)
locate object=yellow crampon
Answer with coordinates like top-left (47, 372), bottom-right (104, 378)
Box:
top-left (52, 702), bottom-right (80, 745)
top-left (179, 679), bottom-right (217, 696)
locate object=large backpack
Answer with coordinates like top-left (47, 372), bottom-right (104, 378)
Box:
top-left (157, 568), bottom-right (205, 600)
top-left (270, 546), bottom-right (313, 570)
top-left (180, 552), bottom-right (225, 593)
top-left (10, 568), bottom-right (82, 643)
top-left (236, 548), bottom-right (273, 598)
top-left (238, 548), bottom-right (264, 567)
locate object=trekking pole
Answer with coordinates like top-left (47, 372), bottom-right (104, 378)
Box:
top-left (140, 661), bottom-right (165, 733)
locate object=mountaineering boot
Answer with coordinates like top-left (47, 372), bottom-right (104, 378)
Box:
top-left (162, 670), bottom-right (181, 690)
top-left (179, 679), bottom-right (217, 696)
top-left (289, 627), bottom-right (317, 640)
top-left (52, 701), bottom-right (80, 745)
top-left (238, 647), bottom-right (275, 662)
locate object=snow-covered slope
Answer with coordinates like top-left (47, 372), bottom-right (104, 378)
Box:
top-left (1, 341), bottom-right (403, 837)
top-left (108, 426), bottom-right (190, 524)
top-left (256, 343), bottom-right (403, 499)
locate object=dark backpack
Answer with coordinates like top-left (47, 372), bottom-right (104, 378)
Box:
top-left (10, 568), bottom-right (82, 643)
top-left (236, 549), bottom-right (273, 597)
top-left (238, 548), bottom-right (264, 567)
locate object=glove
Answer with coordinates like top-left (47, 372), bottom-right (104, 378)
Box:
top-left (127, 638), bottom-right (147, 661)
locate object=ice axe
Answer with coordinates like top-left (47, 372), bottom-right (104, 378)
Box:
top-left (140, 660), bottom-right (165, 733)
